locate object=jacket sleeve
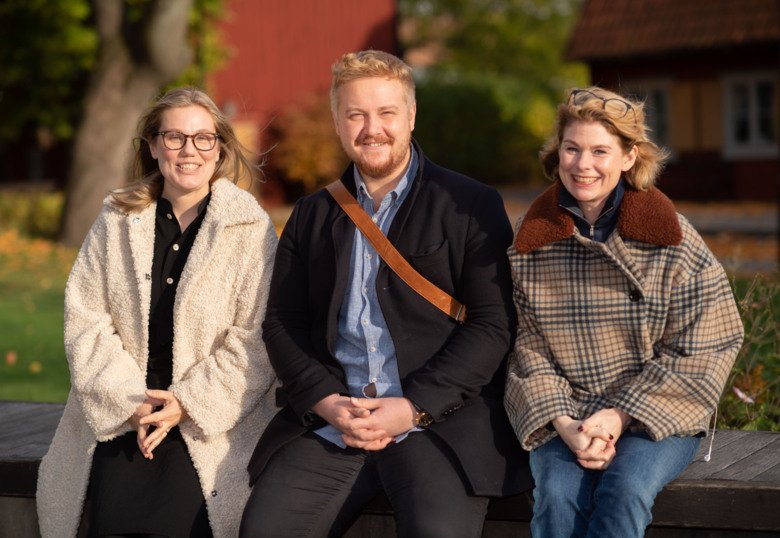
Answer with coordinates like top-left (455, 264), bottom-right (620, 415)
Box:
top-left (64, 208), bottom-right (148, 441)
top-left (402, 187), bottom-right (517, 419)
top-left (504, 283), bottom-right (580, 450)
top-left (261, 199), bottom-right (349, 422)
top-left (610, 231), bottom-right (744, 440)
top-left (169, 218), bottom-right (279, 438)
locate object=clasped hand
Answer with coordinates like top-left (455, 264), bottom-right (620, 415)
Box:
top-left (553, 408), bottom-right (631, 470)
top-left (128, 389), bottom-right (189, 460)
top-left (312, 394), bottom-right (417, 451)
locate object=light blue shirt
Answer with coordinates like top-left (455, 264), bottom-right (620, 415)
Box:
top-left (315, 147), bottom-right (419, 448)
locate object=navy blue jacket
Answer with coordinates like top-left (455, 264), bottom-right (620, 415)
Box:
top-left (248, 142), bottom-right (531, 496)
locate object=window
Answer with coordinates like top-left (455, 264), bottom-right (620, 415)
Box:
top-left (723, 74), bottom-right (778, 158)
top-left (625, 82), bottom-right (670, 149)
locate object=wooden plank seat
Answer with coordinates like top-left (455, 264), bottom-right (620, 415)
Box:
top-left (2, 401), bottom-right (779, 537)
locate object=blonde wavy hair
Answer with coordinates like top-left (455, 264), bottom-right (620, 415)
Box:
top-left (539, 86), bottom-right (669, 190)
top-left (330, 50), bottom-right (415, 114)
top-left (109, 87), bottom-right (260, 212)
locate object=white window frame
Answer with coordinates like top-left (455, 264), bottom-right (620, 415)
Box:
top-left (722, 72), bottom-right (778, 159)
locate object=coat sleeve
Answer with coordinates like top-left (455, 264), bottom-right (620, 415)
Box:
top-left (261, 199), bottom-right (349, 421)
top-left (610, 229), bottom-right (744, 440)
top-left (169, 218), bottom-right (279, 438)
top-left (64, 208), bottom-right (148, 440)
top-left (402, 187), bottom-right (517, 419)
top-left (504, 283), bottom-right (580, 450)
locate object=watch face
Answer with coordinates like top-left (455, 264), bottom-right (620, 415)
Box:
top-left (417, 411), bottom-right (434, 428)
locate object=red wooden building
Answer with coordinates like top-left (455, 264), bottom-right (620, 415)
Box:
top-left (207, 0), bottom-right (398, 200)
top-left (567, 0), bottom-right (780, 200)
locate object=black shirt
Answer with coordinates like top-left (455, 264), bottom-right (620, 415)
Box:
top-left (147, 194), bottom-right (211, 389)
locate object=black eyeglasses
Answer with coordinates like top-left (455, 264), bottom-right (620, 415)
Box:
top-left (568, 89), bottom-right (636, 122)
top-left (156, 131), bottom-right (220, 151)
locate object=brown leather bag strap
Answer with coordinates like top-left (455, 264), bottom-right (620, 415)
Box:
top-left (326, 180), bottom-right (467, 323)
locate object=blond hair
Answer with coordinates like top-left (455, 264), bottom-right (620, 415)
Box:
top-left (109, 87), bottom-right (260, 212)
top-left (330, 50), bottom-right (415, 113)
top-left (540, 86), bottom-right (669, 190)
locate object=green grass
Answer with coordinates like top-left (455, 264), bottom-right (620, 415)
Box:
top-left (0, 230), bottom-right (73, 402)
top-left (719, 274), bottom-right (780, 431)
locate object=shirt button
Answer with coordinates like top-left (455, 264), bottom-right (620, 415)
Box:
top-left (362, 318), bottom-right (368, 325)
top-left (369, 346), bottom-right (376, 352)
top-left (363, 287), bottom-right (368, 293)
top-left (172, 244), bottom-right (180, 251)
top-left (371, 377), bottom-right (377, 383)
top-left (371, 216), bottom-right (378, 223)
top-left (166, 213), bottom-right (173, 220)
top-left (365, 253), bottom-right (372, 260)
top-left (166, 277), bottom-right (174, 285)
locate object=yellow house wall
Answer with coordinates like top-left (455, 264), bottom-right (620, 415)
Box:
top-left (668, 80), bottom-right (722, 153)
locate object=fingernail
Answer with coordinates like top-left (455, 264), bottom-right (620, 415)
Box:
top-left (609, 434), bottom-right (614, 440)
top-left (577, 426), bottom-right (584, 432)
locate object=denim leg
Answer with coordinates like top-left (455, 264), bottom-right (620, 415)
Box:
top-left (585, 432), bottom-right (700, 538)
top-left (529, 436), bottom-right (598, 538)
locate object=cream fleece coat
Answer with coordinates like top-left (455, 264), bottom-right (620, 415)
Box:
top-left (36, 179), bottom-right (279, 537)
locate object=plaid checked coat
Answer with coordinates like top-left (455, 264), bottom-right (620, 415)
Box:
top-left (504, 182), bottom-right (744, 451)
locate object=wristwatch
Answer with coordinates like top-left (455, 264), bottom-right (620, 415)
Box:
top-left (413, 408), bottom-right (434, 428)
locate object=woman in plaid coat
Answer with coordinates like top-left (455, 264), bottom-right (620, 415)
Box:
top-left (504, 87), bottom-right (744, 538)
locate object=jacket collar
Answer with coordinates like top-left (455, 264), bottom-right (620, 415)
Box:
top-left (203, 177), bottom-right (263, 227)
top-left (127, 177), bottom-right (261, 229)
top-left (513, 181), bottom-right (682, 254)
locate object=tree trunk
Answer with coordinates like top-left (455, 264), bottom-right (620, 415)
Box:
top-left (59, 0), bottom-right (194, 247)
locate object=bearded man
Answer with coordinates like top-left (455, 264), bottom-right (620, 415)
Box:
top-left (240, 49), bottom-right (531, 538)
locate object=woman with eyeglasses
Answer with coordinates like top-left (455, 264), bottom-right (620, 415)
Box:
top-left (504, 86), bottom-right (743, 537)
top-left (37, 87), bottom-right (279, 537)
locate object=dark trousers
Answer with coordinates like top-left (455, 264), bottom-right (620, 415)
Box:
top-left (240, 430), bottom-right (489, 537)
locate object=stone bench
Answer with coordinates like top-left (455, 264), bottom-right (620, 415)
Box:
top-left (2, 400), bottom-right (779, 537)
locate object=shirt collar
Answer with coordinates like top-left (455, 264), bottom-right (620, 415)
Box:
top-left (559, 177), bottom-right (625, 224)
top-left (157, 192), bottom-right (212, 217)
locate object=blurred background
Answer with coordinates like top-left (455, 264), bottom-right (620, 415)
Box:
top-left (0, 0), bottom-right (778, 430)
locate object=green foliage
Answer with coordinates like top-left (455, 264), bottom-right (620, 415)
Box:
top-left (402, 0), bottom-right (584, 87)
top-left (718, 275), bottom-right (780, 431)
top-left (0, 0), bottom-right (227, 144)
top-left (0, 190), bottom-right (65, 239)
top-left (0, 0), bottom-right (97, 140)
top-left (400, 0), bottom-right (587, 186)
top-left (171, 0), bottom-right (230, 88)
top-left (415, 73), bottom-right (548, 184)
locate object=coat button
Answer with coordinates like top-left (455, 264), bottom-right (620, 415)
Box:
top-left (211, 490), bottom-right (217, 497)
top-left (629, 289), bottom-right (642, 302)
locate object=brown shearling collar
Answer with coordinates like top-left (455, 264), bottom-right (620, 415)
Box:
top-left (513, 182), bottom-right (682, 254)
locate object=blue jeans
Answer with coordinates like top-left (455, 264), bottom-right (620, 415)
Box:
top-left (529, 431), bottom-right (700, 538)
